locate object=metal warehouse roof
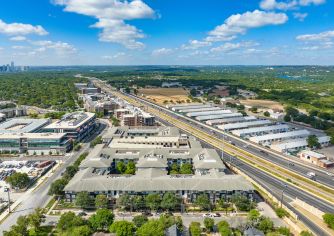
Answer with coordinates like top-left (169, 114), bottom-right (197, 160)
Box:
top-left (187, 110), bottom-right (232, 117)
top-left (270, 136), bottom-right (330, 151)
top-left (218, 120), bottom-right (272, 131)
top-left (195, 113), bottom-right (242, 121)
top-left (249, 129), bottom-right (310, 143)
top-left (178, 107), bottom-right (220, 113)
top-left (206, 116), bottom-right (256, 125)
top-left (232, 124), bottom-right (290, 136)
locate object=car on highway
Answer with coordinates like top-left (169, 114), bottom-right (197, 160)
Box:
top-left (326, 172), bottom-right (333, 176)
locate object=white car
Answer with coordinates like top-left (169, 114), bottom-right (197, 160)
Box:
top-left (326, 172), bottom-right (333, 176)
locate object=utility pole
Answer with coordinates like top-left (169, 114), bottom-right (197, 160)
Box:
top-left (4, 187), bottom-right (11, 213)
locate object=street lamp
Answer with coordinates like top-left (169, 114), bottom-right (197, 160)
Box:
top-left (280, 184), bottom-right (288, 208)
top-left (4, 186), bottom-right (11, 213)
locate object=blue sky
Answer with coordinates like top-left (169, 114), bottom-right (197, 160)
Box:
top-left (0, 0), bottom-right (333, 65)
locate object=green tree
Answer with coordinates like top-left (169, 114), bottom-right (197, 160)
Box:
top-left (195, 194), bottom-right (211, 210)
top-left (323, 213), bottom-right (334, 229)
top-left (116, 162), bottom-right (127, 174)
top-left (48, 178), bottom-right (68, 196)
top-left (275, 208), bottom-right (289, 218)
top-left (231, 194), bottom-right (255, 211)
top-left (90, 136), bottom-right (103, 148)
top-left (63, 165), bottom-right (79, 180)
top-left (71, 225), bottom-right (92, 236)
top-left (95, 194), bottom-right (109, 209)
top-left (179, 163), bottom-right (193, 174)
top-left (248, 209), bottom-right (260, 223)
top-left (125, 161), bottom-right (136, 175)
top-left (57, 212), bottom-right (85, 232)
top-left (3, 216), bottom-right (29, 236)
top-left (264, 111), bottom-right (270, 117)
top-left (132, 195), bottom-right (145, 211)
top-left (277, 226), bottom-right (291, 236)
top-left (89, 208), bottom-right (114, 231)
top-left (28, 208), bottom-right (45, 231)
top-left (160, 192), bottom-right (180, 211)
top-left (203, 217), bottom-right (214, 232)
top-left (145, 194), bottom-right (161, 211)
top-left (110, 221), bottom-right (136, 236)
top-left (6, 172), bottom-right (30, 189)
top-left (258, 217), bottom-right (274, 233)
top-left (189, 222), bottom-right (201, 236)
top-left (137, 219), bottom-right (165, 236)
top-left (300, 230), bottom-right (313, 236)
top-left (133, 215), bottom-right (148, 228)
top-left (170, 163), bottom-right (179, 174)
top-left (75, 191), bottom-right (92, 209)
top-left (307, 135), bottom-right (321, 148)
top-left (117, 193), bottom-right (132, 210)
top-left (217, 220), bottom-right (231, 236)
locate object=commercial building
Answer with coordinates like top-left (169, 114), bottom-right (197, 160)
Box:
top-left (218, 120), bottom-right (272, 131)
top-left (195, 113), bottom-right (242, 122)
top-left (270, 136), bottom-right (331, 153)
top-left (0, 106), bottom-right (27, 119)
top-left (177, 107), bottom-right (220, 113)
top-left (83, 94), bottom-right (119, 114)
top-left (0, 118), bottom-right (51, 133)
top-left (0, 132), bottom-right (71, 155)
top-left (249, 129), bottom-right (310, 145)
top-left (169, 104), bottom-right (211, 111)
top-left (186, 110), bottom-right (231, 118)
top-left (64, 133), bottom-right (254, 203)
top-left (205, 116), bottom-right (256, 126)
top-left (44, 112), bottom-right (96, 141)
top-left (298, 150), bottom-right (334, 168)
top-left (232, 124), bottom-right (290, 138)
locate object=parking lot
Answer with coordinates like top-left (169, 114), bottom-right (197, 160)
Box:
top-left (0, 160), bottom-right (56, 206)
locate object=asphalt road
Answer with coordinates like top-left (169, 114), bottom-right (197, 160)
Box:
top-left (126, 92), bottom-right (334, 189)
top-left (0, 120), bottom-right (107, 234)
top-left (114, 91), bottom-right (334, 235)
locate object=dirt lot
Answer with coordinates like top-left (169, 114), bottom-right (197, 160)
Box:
top-left (138, 88), bottom-right (190, 105)
top-left (239, 99), bottom-right (284, 111)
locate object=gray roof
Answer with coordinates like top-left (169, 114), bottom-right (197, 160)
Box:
top-left (64, 167), bottom-right (253, 192)
top-left (103, 126), bottom-right (180, 139)
top-left (0, 118), bottom-right (50, 133)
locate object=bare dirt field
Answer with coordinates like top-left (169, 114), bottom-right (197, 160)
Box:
top-left (239, 99), bottom-right (284, 111)
top-left (138, 88), bottom-right (190, 105)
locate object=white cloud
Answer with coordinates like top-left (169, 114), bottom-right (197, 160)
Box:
top-left (293, 12), bottom-right (308, 21)
top-left (205, 10), bottom-right (288, 42)
top-left (296, 30), bottom-right (334, 41)
top-left (54, 0), bottom-right (156, 49)
top-left (299, 0), bottom-right (326, 6)
top-left (260, 0), bottom-right (325, 10)
top-left (152, 48), bottom-right (173, 56)
top-left (29, 40), bottom-right (77, 55)
top-left (12, 45), bottom-right (29, 50)
top-left (102, 52), bottom-right (126, 59)
top-left (0, 19), bottom-right (48, 36)
top-left (181, 40), bottom-right (212, 50)
top-left (9, 36), bottom-right (27, 41)
top-left (260, 0), bottom-right (298, 10)
top-left (210, 41), bottom-right (259, 53)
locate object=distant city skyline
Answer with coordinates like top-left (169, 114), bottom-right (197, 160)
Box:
top-left (0, 0), bottom-right (333, 65)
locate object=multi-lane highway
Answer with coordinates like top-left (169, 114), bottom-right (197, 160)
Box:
top-left (92, 79), bottom-right (334, 235)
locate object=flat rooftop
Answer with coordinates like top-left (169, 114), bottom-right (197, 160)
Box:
top-left (0, 118), bottom-right (50, 134)
top-left (45, 112), bottom-right (95, 129)
top-left (0, 132), bottom-right (66, 140)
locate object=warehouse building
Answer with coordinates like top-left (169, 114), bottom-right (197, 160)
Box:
top-left (186, 109), bottom-right (232, 118)
top-left (270, 136), bottom-right (330, 153)
top-left (232, 124), bottom-right (290, 138)
top-left (169, 104), bottom-right (211, 111)
top-left (177, 107), bottom-right (220, 113)
top-left (206, 116), bottom-right (256, 126)
top-left (218, 120), bottom-right (272, 131)
top-left (249, 129), bottom-right (310, 145)
top-left (298, 150), bottom-right (334, 168)
top-left (44, 112), bottom-right (96, 141)
top-left (196, 113), bottom-right (243, 122)
top-left (64, 143), bottom-right (254, 204)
